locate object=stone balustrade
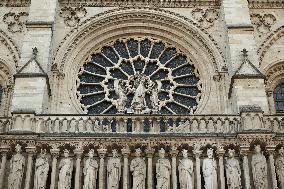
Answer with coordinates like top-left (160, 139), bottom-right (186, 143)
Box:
top-left (9, 114), bottom-right (242, 134)
top-left (1, 113), bottom-right (284, 134)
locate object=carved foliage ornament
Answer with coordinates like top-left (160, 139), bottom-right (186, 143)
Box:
top-left (3, 12), bottom-right (28, 33)
top-left (59, 6), bottom-right (87, 27)
top-left (77, 37), bottom-right (202, 115)
top-left (192, 8), bottom-right (219, 29)
top-left (251, 14), bottom-right (276, 34)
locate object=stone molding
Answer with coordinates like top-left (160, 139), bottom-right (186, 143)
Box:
top-left (59, 6), bottom-right (87, 27)
top-left (58, 0), bottom-right (221, 8)
top-left (3, 12), bottom-right (28, 33)
top-left (251, 13), bottom-right (276, 35)
top-left (0, 0), bottom-right (30, 7)
top-left (258, 25), bottom-right (284, 64)
top-left (248, 0), bottom-right (284, 9)
top-left (0, 30), bottom-right (20, 66)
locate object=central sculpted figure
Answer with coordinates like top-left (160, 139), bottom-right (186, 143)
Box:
top-left (8, 144), bottom-right (25, 189)
top-left (225, 149), bottom-right (241, 189)
top-left (178, 149), bottom-right (194, 189)
top-left (83, 149), bottom-right (98, 189)
top-left (34, 149), bottom-right (49, 189)
top-left (107, 149), bottom-right (121, 189)
top-left (276, 147), bottom-right (284, 189)
top-left (130, 73), bottom-right (148, 111)
top-left (156, 148), bottom-right (171, 189)
top-left (202, 148), bottom-right (217, 189)
top-left (251, 145), bottom-right (268, 189)
top-left (130, 148), bottom-right (146, 189)
top-left (58, 149), bottom-right (73, 189)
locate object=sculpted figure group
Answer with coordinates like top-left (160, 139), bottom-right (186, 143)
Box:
top-left (7, 144), bottom-right (284, 189)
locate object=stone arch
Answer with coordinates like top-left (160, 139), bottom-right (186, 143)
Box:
top-left (0, 29), bottom-right (20, 67)
top-left (0, 30), bottom-right (19, 116)
top-left (53, 7), bottom-right (226, 114)
top-left (264, 60), bottom-right (284, 114)
top-left (258, 25), bottom-right (284, 68)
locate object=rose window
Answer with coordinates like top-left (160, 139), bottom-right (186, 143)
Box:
top-left (77, 38), bottom-right (201, 115)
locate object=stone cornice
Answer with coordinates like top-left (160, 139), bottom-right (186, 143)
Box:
top-left (248, 0), bottom-right (284, 9)
top-left (0, 0), bottom-right (30, 7)
top-left (58, 0), bottom-right (221, 7)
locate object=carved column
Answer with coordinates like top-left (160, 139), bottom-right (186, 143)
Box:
top-left (50, 148), bottom-right (60, 189)
top-left (74, 147), bottom-right (83, 189)
top-left (146, 147), bottom-right (155, 189)
top-left (98, 147), bottom-right (107, 189)
top-left (0, 145), bottom-right (9, 189)
top-left (193, 147), bottom-right (202, 189)
top-left (170, 148), bottom-right (179, 189)
top-left (240, 148), bottom-right (251, 189)
top-left (121, 146), bottom-right (130, 189)
top-left (217, 146), bottom-right (225, 189)
top-left (267, 147), bottom-right (278, 189)
top-left (24, 145), bottom-right (36, 189)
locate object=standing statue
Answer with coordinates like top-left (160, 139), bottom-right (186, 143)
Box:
top-left (58, 149), bottom-right (73, 189)
top-left (130, 148), bottom-right (146, 189)
top-left (202, 148), bottom-right (217, 189)
top-left (225, 149), bottom-right (241, 189)
top-left (150, 81), bottom-right (162, 113)
top-left (131, 75), bottom-right (147, 111)
top-left (251, 145), bottom-right (268, 189)
top-left (34, 149), bottom-right (49, 189)
top-left (114, 80), bottom-right (127, 113)
top-left (156, 148), bottom-right (171, 189)
top-left (178, 149), bottom-right (194, 189)
top-left (276, 147), bottom-right (284, 189)
top-left (8, 144), bottom-right (25, 189)
top-left (83, 149), bottom-right (98, 189)
top-left (107, 149), bottom-right (121, 189)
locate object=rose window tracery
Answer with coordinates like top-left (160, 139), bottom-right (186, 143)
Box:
top-left (77, 38), bottom-right (201, 115)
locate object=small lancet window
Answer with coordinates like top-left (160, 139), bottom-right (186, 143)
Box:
top-left (273, 84), bottom-right (284, 113)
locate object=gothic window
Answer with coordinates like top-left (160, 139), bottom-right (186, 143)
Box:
top-left (77, 38), bottom-right (202, 115)
top-left (274, 84), bottom-right (284, 113)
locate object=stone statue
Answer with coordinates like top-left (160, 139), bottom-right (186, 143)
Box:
top-left (8, 144), bottom-right (25, 189)
top-left (34, 149), bottom-right (49, 189)
top-left (83, 149), bottom-right (98, 189)
top-left (114, 79), bottom-right (127, 113)
top-left (156, 148), bottom-right (171, 189)
top-left (131, 73), bottom-right (147, 112)
top-left (202, 148), bottom-right (217, 189)
top-left (276, 147), bottom-right (284, 189)
top-left (130, 148), bottom-right (146, 189)
top-left (251, 145), bottom-right (268, 189)
top-left (58, 149), bottom-right (73, 189)
top-left (107, 149), bottom-right (121, 189)
top-left (178, 149), bottom-right (194, 189)
top-left (150, 81), bottom-right (161, 113)
top-left (225, 149), bottom-right (241, 189)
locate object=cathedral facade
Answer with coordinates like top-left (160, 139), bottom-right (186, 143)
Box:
top-left (0, 0), bottom-right (284, 188)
